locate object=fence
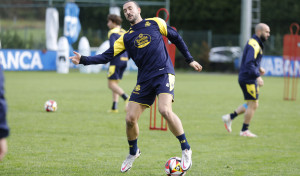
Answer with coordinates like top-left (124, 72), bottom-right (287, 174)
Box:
top-left (0, 8), bottom-right (284, 72)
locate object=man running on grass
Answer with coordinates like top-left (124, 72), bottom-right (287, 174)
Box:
top-left (222, 23), bottom-right (270, 137)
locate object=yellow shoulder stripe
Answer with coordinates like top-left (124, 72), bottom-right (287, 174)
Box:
top-left (146, 17), bottom-right (167, 36)
top-left (113, 34), bottom-right (126, 57)
top-left (108, 27), bottom-right (127, 38)
top-left (248, 39), bottom-right (260, 59)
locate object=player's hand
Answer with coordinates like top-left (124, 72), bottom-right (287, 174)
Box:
top-left (189, 61), bottom-right (202, 72)
top-left (257, 76), bottom-right (264, 87)
top-left (259, 67), bottom-right (265, 76)
top-left (69, 51), bottom-right (81, 65)
top-left (0, 138), bottom-right (7, 161)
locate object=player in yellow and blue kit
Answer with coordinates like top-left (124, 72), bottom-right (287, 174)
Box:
top-left (106, 14), bottom-right (129, 113)
top-left (70, 0), bottom-right (202, 173)
top-left (0, 66), bottom-right (9, 161)
top-left (222, 23), bottom-right (270, 137)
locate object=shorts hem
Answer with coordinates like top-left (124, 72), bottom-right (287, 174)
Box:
top-left (157, 93), bottom-right (175, 102)
top-left (244, 99), bottom-right (259, 101)
top-left (129, 101), bottom-right (151, 108)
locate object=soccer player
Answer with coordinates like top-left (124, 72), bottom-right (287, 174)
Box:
top-left (0, 67), bottom-right (9, 160)
top-left (222, 23), bottom-right (270, 137)
top-left (70, 0), bottom-right (202, 172)
top-left (106, 14), bottom-right (129, 113)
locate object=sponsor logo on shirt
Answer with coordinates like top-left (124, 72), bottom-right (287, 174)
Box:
top-left (134, 33), bottom-right (151, 48)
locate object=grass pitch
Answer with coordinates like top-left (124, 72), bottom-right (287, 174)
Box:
top-left (0, 71), bottom-right (299, 176)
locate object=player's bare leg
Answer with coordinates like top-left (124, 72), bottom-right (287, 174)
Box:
top-left (108, 80), bottom-right (129, 112)
top-left (158, 94), bottom-right (183, 136)
top-left (240, 100), bottom-right (258, 137)
top-left (113, 92), bottom-right (119, 102)
top-left (0, 138), bottom-right (7, 161)
top-left (158, 93), bottom-right (192, 171)
top-left (126, 102), bottom-right (146, 140)
top-left (235, 104), bottom-right (247, 115)
top-left (222, 103), bottom-right (247, 132)
top-left (121, 102), bottom-right (146, 172)
top-left (243, 100), bottom-right (258, 124)
top-left (108, 80), bottom-right (125, 95)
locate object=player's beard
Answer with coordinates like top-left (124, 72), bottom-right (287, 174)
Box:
top-left (260, 35), bottom-right (267, 42)
top-left (127, 14), bottom-right (138, 25)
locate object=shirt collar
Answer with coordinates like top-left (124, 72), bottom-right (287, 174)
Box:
top-left (252, 34), bottom-right (264, 49)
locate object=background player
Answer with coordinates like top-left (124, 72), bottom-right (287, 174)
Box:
top-left (106, 14), bottom-right (129, 113)
top-left (222, 23), bottom-right (270, 137)
top-left (0, 66), bottom-right (9, 160)
top-left (70, 0), bottom-right (202, 173)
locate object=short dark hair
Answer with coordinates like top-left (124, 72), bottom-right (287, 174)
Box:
top-left (123, 0), bottom-right (140, 8)
top-left (107, 14), bottom-right (122, 25)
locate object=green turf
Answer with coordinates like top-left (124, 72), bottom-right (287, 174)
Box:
top-left (0, 71), bottom-right (299, 176)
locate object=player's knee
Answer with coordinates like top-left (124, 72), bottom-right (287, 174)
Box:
top-left (125, 113), bottom-right (138, 127)
top-left (158, 107), bottom-right (172, 119)
top-left (126, 118), bottom-right (136, 128)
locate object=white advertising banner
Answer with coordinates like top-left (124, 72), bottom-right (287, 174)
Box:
top-left (45, 8), bottom-right (59, 51)
top-left (56, 37), bottom-right (69, 74)
top-left (78, 36), bottom-right (93, 73)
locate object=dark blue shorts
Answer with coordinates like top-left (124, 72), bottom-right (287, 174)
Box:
top-left (107, 63), bottom-right (127, 80)
top-left (129, 74), bottom-right (175, 107)
top-left (239, 81), bottom-right (259, 100)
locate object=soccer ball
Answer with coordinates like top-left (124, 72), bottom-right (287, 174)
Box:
top-left (165, 157), bottom-right (186, 176)
top-left (44, 100), bottom-right (57, 112)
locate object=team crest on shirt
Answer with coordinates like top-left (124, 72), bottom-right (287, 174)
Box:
top-left (133, 85), bottom-right (141, 94)
top-left (145, 21), bottom-right (151, 27)
top-left (134, 33), bottom-right (151, 48)
top-left (135, 85), bottom-right (140, 91)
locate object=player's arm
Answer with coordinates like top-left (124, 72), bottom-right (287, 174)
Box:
top-left (259, 67), bottom-right (265, 75)
top-left (166, 25), bottom-right (202, 71)
top-left (70, 35), bottom-right (126, 65)
top-left (152, 18), bottom-right (193, 63)
top-left (166, 26), bottom-right (194, 63)
top-left (153, 18), bottom-right (202, 71)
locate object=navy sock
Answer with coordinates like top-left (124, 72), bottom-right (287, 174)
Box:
top-left (128, 139), bottom-right (138, 155)
top-left (176, 133), bottom-right (190, 150)
top-left (112, 101), bottom-right (117, 110)
top-left (121, 93), bottom-right (128, 101)
top-left (230, 111), bottom-right (238, 120)
top-left (241, 123), bottom-right (249, 132)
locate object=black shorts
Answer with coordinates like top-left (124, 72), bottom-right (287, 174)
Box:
top-left (239, 82), bottom-right (259, 100)
top-left (107, 64), bottom-right (127, 80)
top-left (129, 74), bottom-right (175, 107)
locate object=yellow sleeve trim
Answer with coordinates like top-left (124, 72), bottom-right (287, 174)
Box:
top-left (113, 34), bottom-right (126, 57)
top-left (248, 39), bottom-right (260, 59)
top-left (146, 17), bottom-right (167, 36)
